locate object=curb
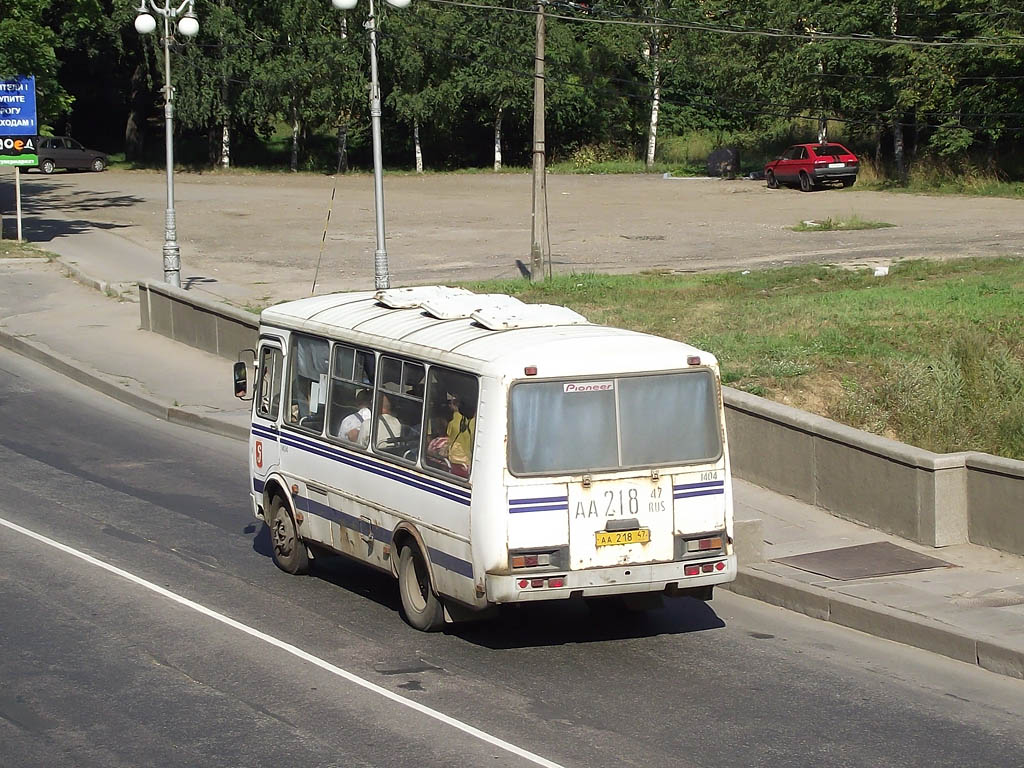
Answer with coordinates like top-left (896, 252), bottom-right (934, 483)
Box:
top-left (724, 568), bottom-right (1024, 680)
top-left (56, 258), bottom-right (139, 302)
top-left (0, 327), bottom-right (247, 444)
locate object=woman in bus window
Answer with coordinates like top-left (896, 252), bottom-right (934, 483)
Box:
top-left (445, 392), bottom-right (475, 476)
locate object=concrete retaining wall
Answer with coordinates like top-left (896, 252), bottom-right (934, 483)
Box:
top-left (722, 389), bottom-right (972, 549)
top-left (965, 453), bottom-right (1024, 555)
top-left (139, 280), bottom-right (257, 359)
top-left (139, 280), bottom-right (1024, 557)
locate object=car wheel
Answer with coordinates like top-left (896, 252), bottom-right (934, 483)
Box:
top-left (766, 170), bottom-right (779, 189)
top-left (90, 157), bottom-right (106, 172)
top-left (41, 159), bottom-right (56, 174)
top-left (398, 545), bottom-right (444, 632)
top-left (841, 177), bottom-right (856, 188)
top-left (799, 172), bottom-right (813, 192)
top-left (268, 496), bottom-right (309, 575)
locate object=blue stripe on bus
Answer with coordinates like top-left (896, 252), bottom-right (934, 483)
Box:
top-left (672, 480), bottom-right (724, 492)
top-left (252, 424), bottom-right (279, 441)
top-left (298, 493), bottom-right (393, 544)
top-left (281, 438), bottom-right (471, 507)
top-left (281, 430), bottom-right (472, 502)
top-left (426, 547), bottom-right (474, 579)
top-left (296, 492), bottom-right (473, 579)
top-left (253, 478), bottom-right (265, 494)
top-left (509, 496), bottom-right (568, 506)
top-left (509, 503), bottom-right (569, 514)
top-left (674, 488), bottom-right (726, 500)
top-left (275, 433), bottom-right (472, 506)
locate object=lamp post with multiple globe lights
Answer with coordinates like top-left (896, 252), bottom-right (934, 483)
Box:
top-left (134, 0), bottom-right (199, 288)
top-left (329, 0), bottom-right (410, 290)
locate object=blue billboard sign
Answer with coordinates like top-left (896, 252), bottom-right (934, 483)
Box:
top-left (0, 75), bottom-right (37, 137)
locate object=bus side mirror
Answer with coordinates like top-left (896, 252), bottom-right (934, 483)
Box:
top-left (234, 347), bottom-right (256, 400)
top-left (233, 361), bottom-right (248, 398)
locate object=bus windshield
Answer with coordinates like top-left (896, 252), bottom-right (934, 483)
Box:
top-left (508, 371), bottom-right (722, 475)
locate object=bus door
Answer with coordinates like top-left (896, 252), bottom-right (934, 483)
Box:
top-left (252, 340), bottom-right (284, 494)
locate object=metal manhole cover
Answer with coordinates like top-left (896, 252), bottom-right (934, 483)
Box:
top-left (773, 541), bottom-right (954, 581)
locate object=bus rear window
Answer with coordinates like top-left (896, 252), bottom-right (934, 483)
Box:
top-left (508, 371), bottom-right (721, 475)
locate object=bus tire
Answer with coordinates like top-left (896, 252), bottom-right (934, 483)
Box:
top-left (398, 546), bottom-right (444, 632)
top-left (269, 496), bottom-right (309, 575)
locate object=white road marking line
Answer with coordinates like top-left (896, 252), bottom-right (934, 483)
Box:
top-left (0, 516), bottom-right (566, 768)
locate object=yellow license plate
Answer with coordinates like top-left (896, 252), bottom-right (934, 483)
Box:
top-left (595, 528), bottom-right (651, 547)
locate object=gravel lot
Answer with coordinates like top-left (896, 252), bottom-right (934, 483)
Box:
top-left (4, 167), bottom-right (1024, 303)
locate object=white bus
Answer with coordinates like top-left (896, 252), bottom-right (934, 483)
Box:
top-left (234, 286), bottom-right (736, 630)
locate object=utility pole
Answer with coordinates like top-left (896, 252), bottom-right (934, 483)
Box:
top-left (529, 1), bottom-right (547, 283)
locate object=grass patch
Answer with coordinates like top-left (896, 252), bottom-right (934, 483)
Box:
top-left (238, 297), bottom-right (274, 315)
top-left (791, 215), bottom-right (895, 232)
top-left (547, 158), bottom-right (679, 175)
top-left (0, 239), bottom-right (53, 259)
top-left (856, 158), bottom-right (1024, 199)
top-left (464, 258), bottom-right (1024, 459)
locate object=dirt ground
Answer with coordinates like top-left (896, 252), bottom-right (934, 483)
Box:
top-left (4, 167), bottom-right (1024, 304)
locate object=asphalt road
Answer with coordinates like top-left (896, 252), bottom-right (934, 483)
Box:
top-left (1, 349), bottom-right (1023, 768)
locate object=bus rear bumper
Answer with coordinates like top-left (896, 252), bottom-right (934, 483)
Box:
top-left (486, 555), bottom-right (737, 603)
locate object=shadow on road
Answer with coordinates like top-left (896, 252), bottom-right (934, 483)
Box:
top-left (2, 178), bottom-right (143, 212)
top-left (246, 539), bottom-right (407, 613)
top-left (455, 595), bottom-right (726, 648)
top-left (8, 215), bottom-right (132, 243)
top-left (264, 542), bottom-right (727, 645)
top-left (182, 276), bottom-right (220, 290)
top-left (2, 177), bottom-right (141, 242)
top-left (246, 521), bottom-right (273, 558)
top-left (308, 550), bottom-right (405, 613)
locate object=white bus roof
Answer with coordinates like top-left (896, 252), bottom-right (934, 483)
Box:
top-left (260, 287), bottom-right (716, 377)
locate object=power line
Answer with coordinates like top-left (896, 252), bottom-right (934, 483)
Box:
top-left (421, 0), bottom-right (1024, 49)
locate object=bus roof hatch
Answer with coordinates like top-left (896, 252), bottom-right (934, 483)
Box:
top-left (472, 304), bottom-right (590, 330)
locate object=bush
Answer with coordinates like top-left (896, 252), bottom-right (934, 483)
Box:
top-left (833, 330), bottom-right (1024, 457)
top-left (569, 143), bottom-right (632, 169)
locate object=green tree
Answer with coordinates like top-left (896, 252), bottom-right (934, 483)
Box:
top-left (256, 0), bottom-right (366, 171)
top-left (0, 0), bottom-right (72, 126)
top-left (384, 3), bottom-right (464, 171)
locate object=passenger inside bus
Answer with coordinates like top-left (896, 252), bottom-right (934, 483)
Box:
top-left (445, 392), bottom-right (475, 477)
top-left (425, 389), bottom-right (475, 477)
top-left (425, 412), bottom-right (451, 471)
top-left (359, 391), bottom-right (402, 450)
top-left (335, 388), bottom-right (372, 444)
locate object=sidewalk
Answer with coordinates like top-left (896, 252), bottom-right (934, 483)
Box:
top-left (1, 237), bottom-right (1022, 682)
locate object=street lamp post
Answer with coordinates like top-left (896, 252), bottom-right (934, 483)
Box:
top-left (330, 0), bottom-right (410, 290)
top-left (134, 0), bottom-right (199, 288)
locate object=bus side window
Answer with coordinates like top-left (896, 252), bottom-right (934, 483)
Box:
top-left (423, 367), bottom-right (478, 479)
top-left (256, 346), bottom-right (282, 420)
top-left (287, 334), bottom-right (329, 433)
top-left (369, 357), bottom-right (424, 462)
top-left (328, 345), bottom-right (375, 445)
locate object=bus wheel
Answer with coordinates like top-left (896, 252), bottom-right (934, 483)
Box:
top-left (269, 496), bottom-right (309, 575)
top-left (398, 546), bottom-right (444, 632)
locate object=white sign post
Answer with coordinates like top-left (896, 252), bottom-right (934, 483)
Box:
top-left (15, 166), bottom-right (23, 241)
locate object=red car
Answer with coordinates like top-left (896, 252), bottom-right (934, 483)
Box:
top-left (765, 142), bottom-right (858, 192)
